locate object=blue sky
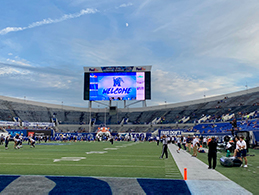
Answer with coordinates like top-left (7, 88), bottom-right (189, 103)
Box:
top-left (0, 0), bottom-right (259, 108)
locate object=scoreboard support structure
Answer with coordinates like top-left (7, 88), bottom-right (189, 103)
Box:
top-left (84, 65), bottom-right (151, 131)
top-left (88, 99), bottom-right (147, 109)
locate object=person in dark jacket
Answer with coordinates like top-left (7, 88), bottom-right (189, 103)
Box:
top-left (160, 135), bottom-right (168, 159)
top-left (230, 118), bottom-right (237, 136)
top-left (208, 136), bottom-right (217, 169)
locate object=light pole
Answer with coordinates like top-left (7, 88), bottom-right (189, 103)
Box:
top-left (104, 107), bottom-right (106, 126)
top-left (89, 107), bottom-right (92, 133)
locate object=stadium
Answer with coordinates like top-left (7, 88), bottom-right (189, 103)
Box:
top-left (0, 65), bottom-right (258, 194)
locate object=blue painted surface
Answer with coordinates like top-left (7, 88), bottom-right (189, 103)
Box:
top-left (137, 178), bottom-right (191, 195)
top-left (46, 176), bottom-right (112, 195)
top-left (0, 175), bottom-right (192, 194)
top-left (0, 176), bottom-right (19, 192)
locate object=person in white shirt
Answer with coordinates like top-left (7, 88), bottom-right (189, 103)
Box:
top-left (182, 135), bottom-right (187, 150)
top-left (156, 136), bottom-right (160, 146)
top-left (29, 137), bottom-right (36, 148)
top-left (192, 136), bottom-right (199, 157)
top-left (239, 136), bottom-right (248, 167)
top-left (233, 136), bottom-right (241, 158)
top-left (167, 136), bottom-right (171, 144)
top-left (203, 137), bottom-right (207, 148)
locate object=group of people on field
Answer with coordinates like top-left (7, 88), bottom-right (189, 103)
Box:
top-left (0, 133), bottom-right (36, 149)
top-left (159, 134), bottom-right (248, 169)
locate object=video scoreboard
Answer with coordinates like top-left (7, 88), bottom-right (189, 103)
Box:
top-left (83, 66), bottom-right (151, 101)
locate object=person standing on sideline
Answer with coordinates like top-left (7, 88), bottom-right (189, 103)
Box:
top-left (192, 136), bottom-right (199, 157)
top-left (110, 135), bottom-right (114, 145)
top-left (156, 135), bottom-right (160, 146)
top-left (233, 136), bottom-right (240, 158)
top-left (5, 135), bottom-right (10, 149)
top-left (160, 135), bottom-right (168, 159)
top-left (176, 135), bottom-right (181, 153)
top-left (187, 135), bottom-right (192, 152)
top-left (230, 118), bottom-right (238, 136)
top-left (239, 136), bottom-right (248, 167)
top-left (208, 136), bottom-right (217, 169)
top-left (203, 136), bottom-right (207, 148)
top-left (182, 135), bottom-right (187, 150)
top-left (167, 135), bottom-right (171, 144)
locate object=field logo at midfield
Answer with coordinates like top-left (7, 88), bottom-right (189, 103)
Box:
top-left (113, 77), bottom-right (124, 87)
top-left (53, 157), bottom-right (86, 162)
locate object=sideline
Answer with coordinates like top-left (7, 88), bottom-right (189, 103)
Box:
top-left (168, 144), bottom-right (252, 195)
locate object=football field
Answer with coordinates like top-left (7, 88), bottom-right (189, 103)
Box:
top-left (0, 141), bottom-right (182, 178)
top-left (0, 141), bottom-right (258, 194)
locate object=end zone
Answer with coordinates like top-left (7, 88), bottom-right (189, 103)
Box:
top-left (0, 175), bottom-right (191, 194)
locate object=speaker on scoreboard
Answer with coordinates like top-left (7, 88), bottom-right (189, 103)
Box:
top-left (145, 72), bottom-right (151, 99)
top-left (109, 106), bottom-right (117, 115)
top-left (83, 73), bottom-right (90, 100)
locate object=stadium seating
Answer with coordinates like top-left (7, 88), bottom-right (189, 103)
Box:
top-left (0, 88), bottom-right (259, 134)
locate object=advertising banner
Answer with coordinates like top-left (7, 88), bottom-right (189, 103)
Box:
top-left (7, 130), bottom-right (27, 137)
top-left (22, 122), bottom-right (55, 127)
top-left (55, 133), bottom-right (96, 140)
top-left (0, 121), bottom-right (20, 126)
top-left (158, 130), bottom-right (182, 137)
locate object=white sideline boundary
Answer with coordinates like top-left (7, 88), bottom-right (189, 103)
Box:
top-left (168, 144), bottom-right (252, 195)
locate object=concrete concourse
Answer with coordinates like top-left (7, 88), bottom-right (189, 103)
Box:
top-left (168, 144), bottom-right (252, 195)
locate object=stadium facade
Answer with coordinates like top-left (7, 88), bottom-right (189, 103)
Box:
top-left (0, 86), bottom-right (259, 135)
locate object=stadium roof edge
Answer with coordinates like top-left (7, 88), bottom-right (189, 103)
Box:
top-left (0, 95), bottom-right (89, 112)
top-left (126, 86), bottom-right (259, 112)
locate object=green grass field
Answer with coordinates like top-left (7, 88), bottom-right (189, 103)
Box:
top-left (1, 141), bottom-right (258, 194)
top-left (0, 141), bottom-right (182, 179)
top-left (196, 147), bottom-right (259, 195)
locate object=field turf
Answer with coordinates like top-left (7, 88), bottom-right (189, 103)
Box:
top-left (0, 141), bottom-right (182, 179)
top-left (1, 141), bottom-right (258, 194)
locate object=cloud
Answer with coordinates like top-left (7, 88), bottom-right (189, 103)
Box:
top-left (0, 66), bottom-right (30, 75)
top-left (118, 3), bottom-right (133, 8)
top-left (151, 69), bottom-right (247, 105)
top-left (6, 58), bottom-right (31, 67)
top-left (0, 8), bottom-right (98, 35)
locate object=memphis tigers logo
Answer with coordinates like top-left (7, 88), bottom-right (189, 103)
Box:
top-left (113, 77), bottom-right (124, 87)
top-left (102, 77), bottom-right (131, 95)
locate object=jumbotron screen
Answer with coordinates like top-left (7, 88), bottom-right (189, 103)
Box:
top-left (89, 72), bottom-right (145, 101)
top-left (83, 66), bottom-right (151, 101)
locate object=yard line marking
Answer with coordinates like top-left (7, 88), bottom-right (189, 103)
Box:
top-left (86, 151), bottom-right (108, 154)
top-left (0, 163), bottom-right (162, 169)
top-left (0, 157), bottom-right (52, 160)
top-left (53, 157), bottom-right (86, 162)
top-left (104, 148), bottom-right (118, 150)
top-left (103, 155), bottom-right (158, 157)
top-left (84, 158), bottom-right (162, 162)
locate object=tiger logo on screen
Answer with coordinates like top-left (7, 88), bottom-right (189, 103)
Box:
top-left (113, 77), bottom-right (124, 87)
